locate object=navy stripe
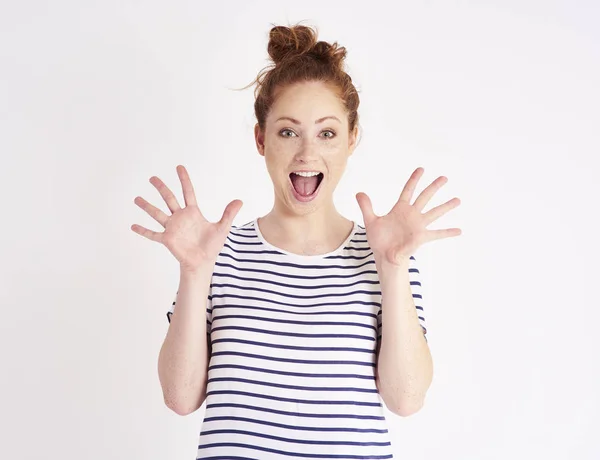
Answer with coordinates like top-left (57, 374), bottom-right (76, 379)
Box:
top-left (206, 402), bottom-right (383, 418)
top-left (206, 378), bottom-right (379, 394)
top-left (210, 350), bottom-right (375, 367)
top-left (212, 314), bottom-right (377, 332)
top-left (200, 457), bottom-right (258, 460)
top-left (215, 261), bottom-right (379, 279)
top-left (206, 390), bottom-right (382, 407)
top-left (211, 338), bottom-right (375, 355)
top-left (220, 251), bottom-right (377, 270)
top-left (211, 326), bottom-right (373, 340)
top-left (223, 242), bottom-right (286, 255)
top-left (208, 363), bottom-right (376, 380)
top-left (213, 271), bottom-right (380, 289)
top-left (226, 236), bottom-right (263, 246)
top-left (201, 415), bottom-right (388, 433)
top-left (209, 325), bottom-right (376, 341)
top-left (199, 429), bottom-right (391, 446)
top-left (212, 304), bottom-right (378, 320)
top-left (341, 246), bottom-right (372, 252)
top-left (325, 254), bottom-right (375, 260)
top-left (211, 283), bottom-right (382, 300)
top-left (211, 293), bottom-right (381, 308)
top-left (197, 442), bottom-right (393, 459)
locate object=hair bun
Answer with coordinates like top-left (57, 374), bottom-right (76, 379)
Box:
top-left (267, 25), bottom-right (347, 69)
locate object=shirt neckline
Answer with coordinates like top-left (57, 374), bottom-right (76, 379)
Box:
top-left (253, 218), bottom-right (359, 261)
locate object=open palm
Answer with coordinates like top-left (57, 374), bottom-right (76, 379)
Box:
top-left (356, 167), bottom-right (462, 266)
top-left (131, 165), bottom-right (243, 272)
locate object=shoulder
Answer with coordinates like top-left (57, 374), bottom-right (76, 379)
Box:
top-left (231, 219), bottom-right (255, 233)
top-left (217, 219), bottom-right (260, 258)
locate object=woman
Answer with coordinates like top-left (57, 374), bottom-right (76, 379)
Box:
top-left (132, 24), bottom-right (461, 459)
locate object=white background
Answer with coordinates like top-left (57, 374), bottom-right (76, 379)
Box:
top-left (1, 1), bottom-right (598, 459)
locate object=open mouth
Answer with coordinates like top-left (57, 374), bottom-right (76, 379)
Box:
top-left (289, 172), bottom-right (324, 200)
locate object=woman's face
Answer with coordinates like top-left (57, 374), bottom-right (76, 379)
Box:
top-left (254, 80), bottom-right (358, 215)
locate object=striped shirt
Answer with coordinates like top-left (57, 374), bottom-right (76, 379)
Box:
top-left (167, 219), bottom-right (427, 459)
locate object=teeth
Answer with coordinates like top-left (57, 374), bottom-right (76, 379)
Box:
top-left (292, 171), bottom-right (321, 177)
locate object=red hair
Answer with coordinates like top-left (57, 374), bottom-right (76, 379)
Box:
top-left (243, 23), bottom-right (361, 135)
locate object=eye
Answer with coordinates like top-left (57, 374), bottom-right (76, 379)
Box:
top-left (321, 130), bottom-right (336, 139)
top-left (280, 129), bottom-right (297, 138)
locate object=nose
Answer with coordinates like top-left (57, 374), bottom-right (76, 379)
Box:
top-left (293, 140), bottom-right (320, 164)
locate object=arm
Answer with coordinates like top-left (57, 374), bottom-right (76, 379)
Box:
top-left (158, 263), bottom-right (213, 415)
top-left (376, 257), bottom-right (433, 417)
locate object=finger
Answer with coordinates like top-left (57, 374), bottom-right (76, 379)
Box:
top-left (398, 167), bottom-right (425, 204)
top-left (423, 197), bottom-right (461, 225)
top-left (149, 175), bottom-right (182, 214)
top-left (356, 192), bottom-right (376, 226)
top-left (413, 176), bottom-right (448, 212)
top-left (131, 224), bottom-right (164, 243)
top-left (218, 199), bottom-right (244, 229)
top-left (426, 227), bottom-right (462, 241)
top-left (177, 165), bottom-right (198, 208)
top-left (134, 196), bottom-right (169, 227)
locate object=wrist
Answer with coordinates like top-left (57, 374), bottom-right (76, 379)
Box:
top-left (180, 261), bottom-right (215, 279)
top-left (375, 255), bottom-right (411, 284)
top-left (374, 253), bottom-right (410, 271)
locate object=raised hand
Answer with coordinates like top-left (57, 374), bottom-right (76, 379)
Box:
top-left (131, 165), bottom-right (243, 272)
top-left (356, 167), bottom-right (461, 266)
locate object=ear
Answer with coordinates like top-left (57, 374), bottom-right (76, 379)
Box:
top-left (254, 123), bottom-right (265, 157)
top-left (348, 125), bottom-right (359, 156)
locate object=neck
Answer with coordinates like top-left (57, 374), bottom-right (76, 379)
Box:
top-left (258, 199), bottom-right (354, 255)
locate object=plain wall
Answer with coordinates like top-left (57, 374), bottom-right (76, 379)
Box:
top-left (1, 1), bottom-right (598, 459)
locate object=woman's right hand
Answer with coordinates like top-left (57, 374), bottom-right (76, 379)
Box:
top-left (131, 165), bottom-right (243, 272)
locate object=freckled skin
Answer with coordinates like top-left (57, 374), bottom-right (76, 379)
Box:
top-left (254, 80), bottom-right (358, 218)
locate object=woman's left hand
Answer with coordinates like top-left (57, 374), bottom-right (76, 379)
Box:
top-left (356, 167), bottom-right (462, 266)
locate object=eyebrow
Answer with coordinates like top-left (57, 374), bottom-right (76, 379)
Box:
top-left (275, 116), bottom-right (342, 124)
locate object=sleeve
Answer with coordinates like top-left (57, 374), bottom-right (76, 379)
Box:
top-left (166, 290), bottom-right (213, 335)
top-left (377, 255), bottom-right (428, 343)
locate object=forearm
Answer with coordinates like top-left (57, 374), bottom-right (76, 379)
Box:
top-left (376, 257), bottom-right (433, 416)
top-left (158, 263), bottom-right (213, 415)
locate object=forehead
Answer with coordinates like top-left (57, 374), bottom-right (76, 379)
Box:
top-left (269, 81), bottom-right (346, 118)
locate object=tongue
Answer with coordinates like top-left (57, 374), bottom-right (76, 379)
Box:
top-left (291, 174), bottom-right (319, 196)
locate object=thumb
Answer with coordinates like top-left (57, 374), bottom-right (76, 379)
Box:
top-left (356, 192), bottom-right (376, 226)
top-left (219, 199), bottom-right (244, 229)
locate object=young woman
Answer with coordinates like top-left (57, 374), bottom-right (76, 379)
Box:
top-left (132, 23), bottom-right (461, 459)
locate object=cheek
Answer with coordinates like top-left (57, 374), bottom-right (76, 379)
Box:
top-left (271, 137), bottom-right (301, 151)
top-left (265, 136), bottom-right (298, 159)
top-left (325, 150), bottom-right (349, 177)
top-left (264, 154), bottom-right (288, 183)
top-left (324, 141), bottom-right (348, 160)
top-left (323, 137), bottom-right (348, 156)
